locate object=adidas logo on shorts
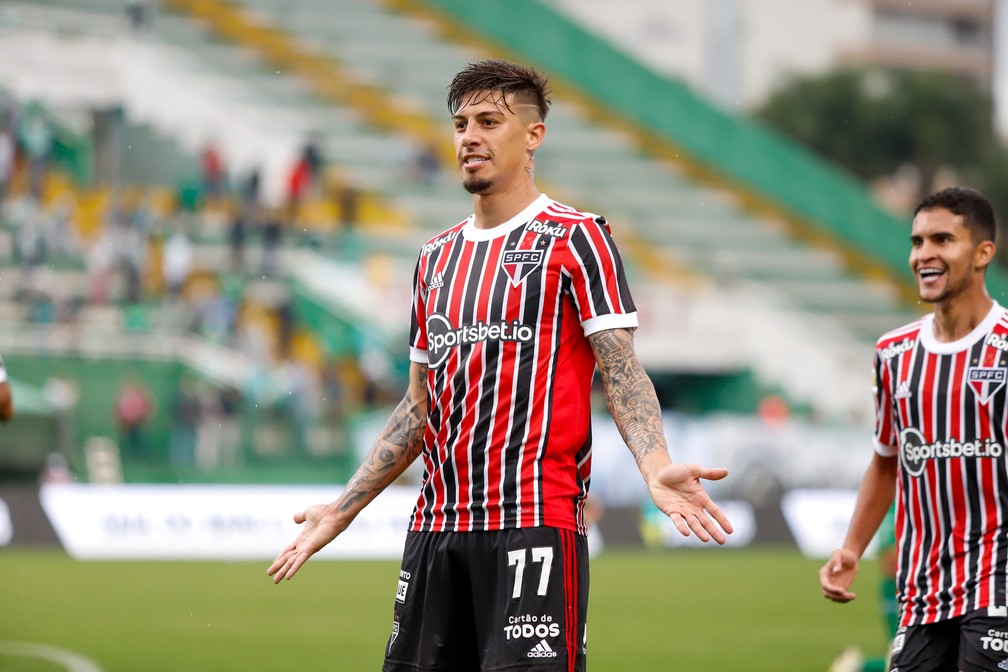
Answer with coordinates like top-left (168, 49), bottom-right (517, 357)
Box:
top-left (527, 639), bottom-right (558, 658)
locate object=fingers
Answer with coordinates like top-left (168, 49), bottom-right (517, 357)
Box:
top-left (268, 549), bottom-right (309, 584)
top-left (267, 512), bottom-right (309, 584)
top-left (703, 501), bottom-right (734, 537)
top-left (820, 576), bottom-right (857, 603)
top-left (818, 558), bottom-right (857, 602)
top-left (697, 466), bottom-right (729, 482)
top-left (670, 508), bottom-right (731, 545)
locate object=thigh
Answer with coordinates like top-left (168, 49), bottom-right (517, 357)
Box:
top-left (959, 607), bottom-right (1008, 672)
top-left (474, 527), bottom-right (589, 672)
top-left (888, 620), bottom-right (959, 672)
top-left (383, 532), bottom-right (479, 672)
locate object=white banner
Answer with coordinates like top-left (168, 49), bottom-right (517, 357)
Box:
top-left (640, 500), bottom-right (757, 548)
top-left (39, 483), bottom-right (416, 561)
top-left (781, 489), bottom-right (879, 559)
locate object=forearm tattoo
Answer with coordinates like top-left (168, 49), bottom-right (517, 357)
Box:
top-left (588, 329), bottom-right (667, 465)
top-left (339, 364), bottom-right (428, 513)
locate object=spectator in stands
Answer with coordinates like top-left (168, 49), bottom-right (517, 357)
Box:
top-left (162, 225), bottom-right (193, 299)
top-left (44, 374), bottom-right (79, 454)
top-left (169, 375), bottom-right (203, 471)
top-left (228, 204), bottom-right (248, 272)
top-left (0, 121), bottom-right (14, 205)
top-left (0, 354), bottom-right (14, 422)
top-left (260, 208), bottom-right (283, 277)
top-left (410, 140), bottom-right (441, 186)
top-left (301, 133), bottom-right (325, 195)
top-left (123, 0), bottom-right (154, 31)
top-left (239, 166), bottom-right (261, 211)
top-left (114, 377), bottom-right (154, 459)
top-left (200, 141), bottom-right (226, 203)
top-left (200, 384), bottom-right (243, 470)
top-left (285, 154), bottom-right (312, 219)
top-left (336, 183), bottom-right (359, 232)
top-left (19, 107), bottom-right (52, 200)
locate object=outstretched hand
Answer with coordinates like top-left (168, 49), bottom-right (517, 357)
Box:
top-left (649, 463), bottom-right (733, 545)
top-left (267, 504), bottom-right (346, 584)
top-left (819, 548), bottom-right (859, 603)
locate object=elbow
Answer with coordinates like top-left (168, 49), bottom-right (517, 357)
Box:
top-left (0, 386), bottom-right (12, 422)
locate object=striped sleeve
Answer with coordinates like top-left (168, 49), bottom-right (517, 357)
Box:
top-left (408, 256), bottom-right (428, 364)
top-left (872, 349), bottom-right (897, 456)
top-left (565, 216), bottom-right (638, 335)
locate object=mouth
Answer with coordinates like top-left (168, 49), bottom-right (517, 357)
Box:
top-left (461, 155), bottom-right (488, 170)
top-left (918, 267), bottom-right (946, 285)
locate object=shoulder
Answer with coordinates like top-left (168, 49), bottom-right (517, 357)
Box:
top-left (535, 199), bottom-right (616, 247)
top-left (540, 199), bottom-right (605, 229)
top-left (874, 317), bottom-right (925, 358)
top-left (418, 218), bottom-right (469, 259)
top-left (995, 304), bottom-right (1008, 332)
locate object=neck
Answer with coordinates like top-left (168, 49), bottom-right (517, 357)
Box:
top-left (472, 178), bottom-right (540, 230)
top-left (932, 289), bottom-right (994, 342)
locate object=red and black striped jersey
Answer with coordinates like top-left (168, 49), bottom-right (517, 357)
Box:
top-left (408, 194), bottom-right (638, 535)
top-left (874, 302), bottom-right (1008, 626)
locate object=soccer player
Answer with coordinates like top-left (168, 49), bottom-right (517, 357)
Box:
top-left (820, 187), bottom-right (1008, 672)
top-left (0, 354), bottom-right (13, 422)
top-left (269, 59), bottom-right (733, 671)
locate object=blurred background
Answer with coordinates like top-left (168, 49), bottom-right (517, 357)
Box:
top-left (1, 0), bottom-right (1006, 669)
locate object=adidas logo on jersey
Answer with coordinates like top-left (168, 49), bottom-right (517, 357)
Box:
top-left (429, 271), bottom-right (445, 290)
top-left (527, 639), bottom-right (558, 659)
top-left (894, 381), bottom-right (912, 400)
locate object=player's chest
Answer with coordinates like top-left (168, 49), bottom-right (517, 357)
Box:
top-left (892, 344), bottom-right (1008, 409)
top-left (424, 237), bottom-right (569, 319)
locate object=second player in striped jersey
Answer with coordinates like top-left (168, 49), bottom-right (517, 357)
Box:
top-left (821, 187), bottom-right (1008, 672)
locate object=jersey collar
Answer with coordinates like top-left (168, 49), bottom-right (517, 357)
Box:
top-left (461, 194), bottom-right (552, 242)
top-left (919, 301), bottom-right (1003, 354)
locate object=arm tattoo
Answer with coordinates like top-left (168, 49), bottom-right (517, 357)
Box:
top-left (588, 329), bottom-right (667, 465)
top-left (338, 364), bottom-right (428, 513)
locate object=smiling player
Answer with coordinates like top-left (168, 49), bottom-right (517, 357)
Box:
top-left (820, 187), bottom-right (1008, 672)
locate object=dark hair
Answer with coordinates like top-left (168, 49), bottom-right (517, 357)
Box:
top-left (914, 186), bottom-right (997, 244)
top-left (447, 59), bottom-right (552, 121)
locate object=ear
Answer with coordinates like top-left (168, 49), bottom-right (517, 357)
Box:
top-left (975, 239), bottom-right (996, 271)
top-left (526, 120), bottom-right (545, 155)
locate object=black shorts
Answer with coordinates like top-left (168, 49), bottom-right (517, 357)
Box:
top-left (382, 527), bottom-right (589, 672)
top-left (888, 607), bottom-right (1008, 672)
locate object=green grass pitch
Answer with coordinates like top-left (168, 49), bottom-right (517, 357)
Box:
top-left (0, 547), bottom-right (887, 671)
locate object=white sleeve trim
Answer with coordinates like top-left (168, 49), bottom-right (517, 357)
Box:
top-left (409, 347), bottom-right (428, 364)
top-left (873, 438), bottom-right (897, 457)
top-left (582, 312), bottom-right (639, 337)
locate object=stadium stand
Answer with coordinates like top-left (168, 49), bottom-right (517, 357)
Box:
top-left (0, 0), bottom-right (951, 483)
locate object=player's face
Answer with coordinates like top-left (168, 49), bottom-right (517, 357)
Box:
top-left (452, 91), bottom-right (544, 196)
top-left (909, 207), bottom-right (993, 305)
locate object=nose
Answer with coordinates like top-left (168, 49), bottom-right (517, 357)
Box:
top-left (910, 241), bottom-right (935, 267)
top-left (458, 119), bottom-right (481, 148)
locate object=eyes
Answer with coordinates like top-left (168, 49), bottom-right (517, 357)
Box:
top-left (453, 117), bottom-right (500, 132)
top-left (911, 233), bottom-right (954, 248)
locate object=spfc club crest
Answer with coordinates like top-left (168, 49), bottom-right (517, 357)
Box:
top-left (501, 248), bottom-right (544, 286)
top-left (968, 367), bottom-right (1006, 405)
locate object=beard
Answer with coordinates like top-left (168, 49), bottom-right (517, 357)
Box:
top-left (463, 176), bottom-right (493, 194)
